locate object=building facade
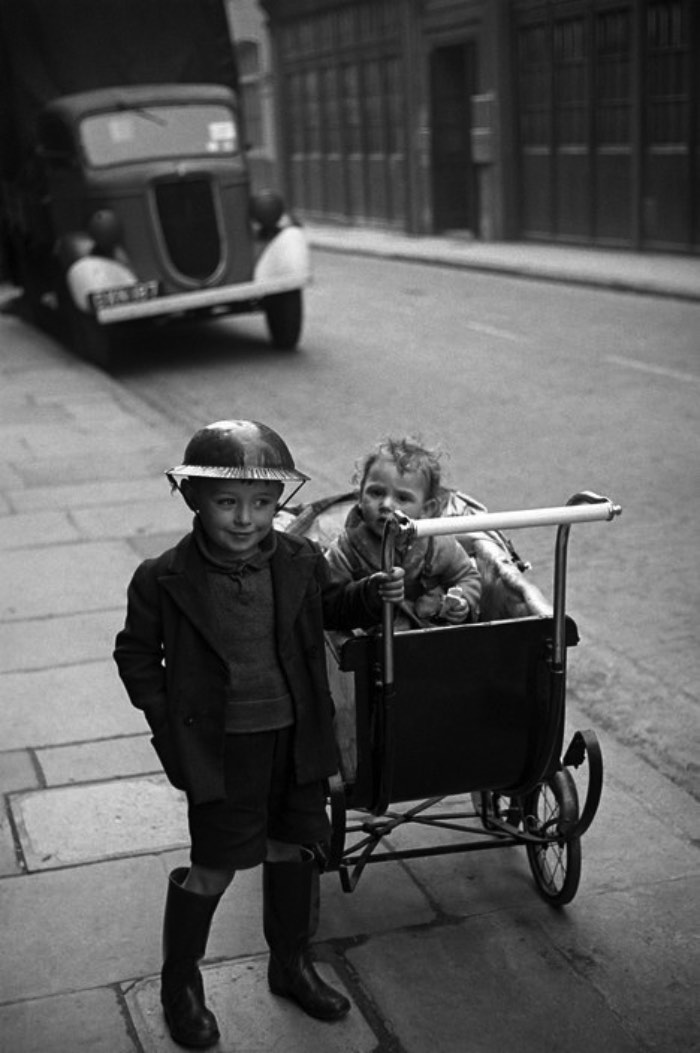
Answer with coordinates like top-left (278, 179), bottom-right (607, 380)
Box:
top-left (260, 0), bottom-right (699, 253)
top-left (225, 1), bottom-right (280, 189)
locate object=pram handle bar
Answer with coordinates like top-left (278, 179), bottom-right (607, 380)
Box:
top-left (389, 492), bottom-right (621, 544)
top-left (380, 489), bottom-right (621, 725)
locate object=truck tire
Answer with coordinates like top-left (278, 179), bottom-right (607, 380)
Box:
top-left (13, 237), bottom-right (45, 324)
top-left (67, 301), bottom-right (117, 371)
top-left (264, 290), bottom-right (302, 350)
top-left (56, 268), bottom-right (117, 370)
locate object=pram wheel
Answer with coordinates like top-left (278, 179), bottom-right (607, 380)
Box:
top-left (524, 769), bottom-right (582, 906)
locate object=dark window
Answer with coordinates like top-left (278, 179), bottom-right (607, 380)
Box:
top-left (386, 57), bottom-right (404, 155)
top-left (322, 67), bottom-right (342, 154)
top-left (554, 17), bottom-right (588, 146)
top-left (365, 60), bottom-right (385, 154)
top-left (288, 72), bottom-right (304, 155)
top-left (343, 64), bottom-right (362, 155)
top-left (237, 40), bottom-right (263, 149)
top-left (595, 9), bottom-right (632, 145)
top-left (646, 0), bottom-right (689, 145)
top-left (518, 25), bottom-right (551, 146)
top-left (305, 70), bottom-right (321, 153)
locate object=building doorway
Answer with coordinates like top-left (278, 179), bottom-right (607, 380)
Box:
top-left (430, 42), bottom-right (477, 234)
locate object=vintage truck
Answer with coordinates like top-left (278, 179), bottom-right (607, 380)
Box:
top-left (0, 0), bottom-right (310, 368)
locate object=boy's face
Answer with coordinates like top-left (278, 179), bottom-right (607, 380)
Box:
top-left (188, 478), bottom-right (283, 560)
top-left (359, 457), bottom-right (435, 538)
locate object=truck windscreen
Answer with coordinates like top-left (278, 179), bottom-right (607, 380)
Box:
top-left (80, 104), bottom-right (238, 166)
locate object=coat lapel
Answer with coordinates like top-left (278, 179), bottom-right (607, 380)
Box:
top-left (158, 531), bottom-right (316, 659)
top-left (272, 533), bottom-right (316, 649)
top-left (158, 535), bottom-right (230, 662)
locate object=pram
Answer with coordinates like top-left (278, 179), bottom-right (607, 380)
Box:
top-left (280, 489), bottom-right (621, 906)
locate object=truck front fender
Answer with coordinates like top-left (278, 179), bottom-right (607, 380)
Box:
top-left (253, 225), bottom-right (311, 287)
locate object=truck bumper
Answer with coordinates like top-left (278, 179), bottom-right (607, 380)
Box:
top-left (94, 272), bottom-right (308, 324)
top-left (68, 225), bottom-right (311, 325)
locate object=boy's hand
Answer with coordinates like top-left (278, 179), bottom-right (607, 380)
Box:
top-left (371, 567), bottom-right (405, 605)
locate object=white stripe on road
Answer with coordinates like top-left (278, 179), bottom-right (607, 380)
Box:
top-left (606, 355), bottom-right (700, 384)
top-left (466, 321), bottom-right (527, 342)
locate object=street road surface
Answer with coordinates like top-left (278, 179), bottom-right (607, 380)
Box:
top-left (108, 250), bottom-right (700, 802)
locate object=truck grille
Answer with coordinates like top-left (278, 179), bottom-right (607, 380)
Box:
top-left (154, 178), bottom-right (221, 282)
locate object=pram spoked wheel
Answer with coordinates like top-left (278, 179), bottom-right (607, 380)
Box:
top-left (523, 769), bottom-right (582, 906)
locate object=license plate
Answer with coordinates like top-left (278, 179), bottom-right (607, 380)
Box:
top-left (90, 280), bottom-right (160, 312)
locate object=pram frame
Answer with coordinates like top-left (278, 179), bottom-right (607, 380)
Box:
top-left (290, 490), bottom-right (620, 901)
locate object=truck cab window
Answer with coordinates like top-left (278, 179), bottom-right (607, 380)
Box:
top-left (80, 104), bottom-right (239, 167)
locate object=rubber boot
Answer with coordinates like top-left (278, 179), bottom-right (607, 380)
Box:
top-left (263, 851), bottom-right (351, 1021)
top-left (161, 867), bottom-right (222, 1049)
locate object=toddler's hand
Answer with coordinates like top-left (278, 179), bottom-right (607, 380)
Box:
top-left (372, 567), bottom-right (405, 605)
top-left (440, 587), bottom-right (470, 624)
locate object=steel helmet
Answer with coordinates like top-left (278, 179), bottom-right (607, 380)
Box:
top-left (166, 420), bottom-right (309, 486)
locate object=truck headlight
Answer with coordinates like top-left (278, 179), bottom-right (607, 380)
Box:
top-left (250, 190), bottom-right (284, 233)
top-left (88, 210), bottom-right (122, 255)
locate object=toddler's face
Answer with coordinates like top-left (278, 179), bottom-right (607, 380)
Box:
top-left (359, 457), bottom-right (434, 538)
top-left (189, 478), bottom-right (283, 560)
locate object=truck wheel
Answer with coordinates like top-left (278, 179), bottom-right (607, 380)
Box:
top-left (264, 290), bottom-right (302, 349)
top-left (56, 272), bottom-right (116, 370)
top-left (68, 303), bottom-right (116, 371)
top-left (13, 238), bottom-right (45, 324)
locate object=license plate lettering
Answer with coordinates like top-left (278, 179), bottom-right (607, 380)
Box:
top-left (90, 280), bottom-right (160, 311)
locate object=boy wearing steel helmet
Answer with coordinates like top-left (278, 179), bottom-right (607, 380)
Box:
top-left (113, 420), bottom-right (404, 1050)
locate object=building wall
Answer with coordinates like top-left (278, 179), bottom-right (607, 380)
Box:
top-left (511, 0), bottom-right (699, 252)
top-left (265, 2), bottom-right (411, 228)
top-left (260, 0), bottom-right (517, 238)
top-left (225, 0), bottom-right (279, 189)
top-left (262, 0), bottom-right (699, 252)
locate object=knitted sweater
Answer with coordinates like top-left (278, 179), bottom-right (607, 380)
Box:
top-left (195, 521), bottom-right (293, 732)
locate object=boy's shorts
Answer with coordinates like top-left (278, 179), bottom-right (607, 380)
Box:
top-left (187, 726), bottom-right (330, 870)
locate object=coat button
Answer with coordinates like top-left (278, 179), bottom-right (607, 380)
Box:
top-left (183, 715), bottom-right (195, 726)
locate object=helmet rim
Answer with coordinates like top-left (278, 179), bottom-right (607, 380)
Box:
top-left (166, 419), bottom-right (309, 485)
top-left (166, 463), bottom-right (309, 483)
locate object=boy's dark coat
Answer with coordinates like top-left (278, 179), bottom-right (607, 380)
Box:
top-left (114, 529), bottom-right (378, 804)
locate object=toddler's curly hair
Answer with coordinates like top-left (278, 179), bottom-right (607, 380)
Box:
top-left (353, 437), bottom-right (445, 504)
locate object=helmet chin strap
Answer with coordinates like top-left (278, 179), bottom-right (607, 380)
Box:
top-left (172, 476), bottom-right (198, 513)
top-left (276, 479), bottom-right (307, 512)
